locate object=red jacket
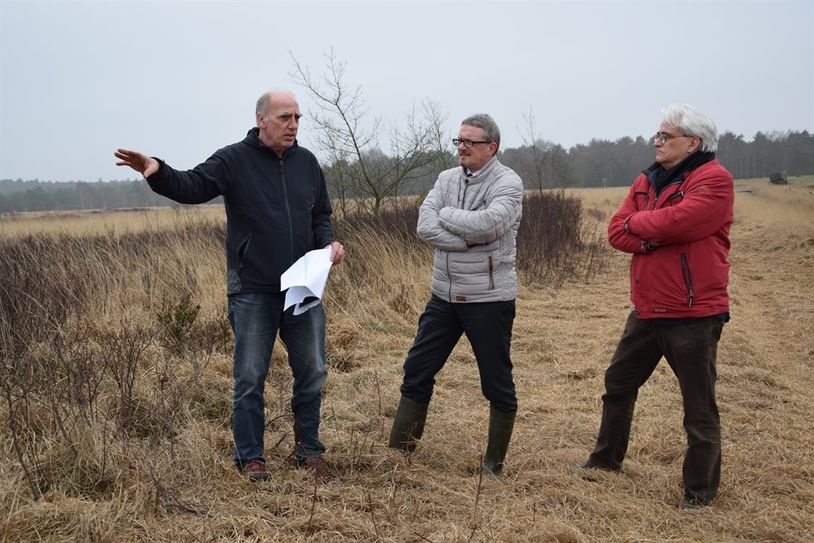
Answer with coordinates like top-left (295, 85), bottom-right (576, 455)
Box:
top-left (608, 159), bottom-right (734, 319)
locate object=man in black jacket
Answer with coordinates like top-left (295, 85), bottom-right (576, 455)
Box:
top-left (115, 90), bottom-right (344, 483)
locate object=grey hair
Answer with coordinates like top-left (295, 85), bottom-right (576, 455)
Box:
top-left (661, 104), bottom-right (719, 152)
top-left (255, 90), bottom-right (296, 118)
top-left (461, 113), bottom-right (501, 150)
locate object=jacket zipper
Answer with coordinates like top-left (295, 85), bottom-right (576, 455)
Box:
top-left (280, 160), bottom-right (294, 263)
top-left (488, 256), bottom-right (494, 290)
top-left (460, 178), bottom-right (469, 207)
top-left (680, 253), bottom-right (694, 308)
top-left (448, 177), bottom-right (470, 301)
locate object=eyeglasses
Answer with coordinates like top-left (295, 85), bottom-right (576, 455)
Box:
top-left (652, 132), bottom-right (695, 144)
top-left (453, 138), bottom-right (492, 147)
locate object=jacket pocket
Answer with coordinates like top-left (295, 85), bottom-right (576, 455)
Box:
top-left (634, 191), bottom-right (650, 209)
top-left (667, 190), bottom-right (685, 206)
top-left (237, 234), bottom-right (252, 274)
top-left (680, 252), bottom-right (694, 308)
top-left (488, 255), bottom-right (495, 290)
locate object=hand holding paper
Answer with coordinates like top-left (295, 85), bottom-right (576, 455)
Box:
top-left (280, 247), bottom-right (334, 315)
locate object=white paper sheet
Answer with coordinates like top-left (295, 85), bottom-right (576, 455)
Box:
top-left (280, 246), bottom-right (334, 315)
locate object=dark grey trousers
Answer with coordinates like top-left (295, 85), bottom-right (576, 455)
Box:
top-left (588, 311), bottom-right (724, 503)
top-left (399, 295), bottom-right (517, 412)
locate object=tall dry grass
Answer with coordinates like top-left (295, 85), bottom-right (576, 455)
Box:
top-left (0, 205), bottom-right (225, 240)
top-left (0, 182), bottom-right (812, 542)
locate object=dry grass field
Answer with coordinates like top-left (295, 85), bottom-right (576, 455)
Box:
top-left (0, 177), bottom-right (812, 542)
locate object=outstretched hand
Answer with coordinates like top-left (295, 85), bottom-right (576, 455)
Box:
top-left (114, 148), bottom-right (159, 178)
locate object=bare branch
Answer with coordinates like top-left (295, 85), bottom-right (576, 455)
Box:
top-left (290, 50), bottom-right (447, 213)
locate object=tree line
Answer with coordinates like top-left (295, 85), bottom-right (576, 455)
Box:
top-left (0, 179), bottom-right (222, 213)
top-left (2, 128), bottom-right (811, 214)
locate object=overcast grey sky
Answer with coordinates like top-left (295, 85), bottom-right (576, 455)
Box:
top-left (1, 0), bottom-right (812, 182)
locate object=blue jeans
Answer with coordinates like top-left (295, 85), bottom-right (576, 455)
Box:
top-left (227, 292), bottom-right (327, 466)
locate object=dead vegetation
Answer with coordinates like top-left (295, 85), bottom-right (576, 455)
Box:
top-left (0, 181), bottom-right (812, 542)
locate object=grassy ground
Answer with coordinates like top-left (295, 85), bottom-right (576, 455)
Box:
top-left (0, 179), bottom-right (812, 542)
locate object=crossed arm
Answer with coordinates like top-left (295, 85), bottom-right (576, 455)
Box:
top-left (416, 174), bottom-right (523, 251)
top-left (609, 171), bottom-right (733, 253)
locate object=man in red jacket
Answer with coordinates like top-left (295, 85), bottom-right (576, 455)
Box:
top-left (577, 104), bottom-right (734, 510)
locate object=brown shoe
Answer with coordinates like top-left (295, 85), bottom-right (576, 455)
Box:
top-left (241, 459), bottom-right (270, 482)
top-left (297, 455), bottom-right (336, 483)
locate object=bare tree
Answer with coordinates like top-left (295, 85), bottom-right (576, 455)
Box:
top-left (422, 100), bottom-right (456, 179)
top-left (290, 49), bottom-right (447, 214)
top-left (512, 106), bottom-right (573, 193)
top-left (323, 156), bottom-right (354, 216)
top-left (518, 106), bottom-right (549, 195)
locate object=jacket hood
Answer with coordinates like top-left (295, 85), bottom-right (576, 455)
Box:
top-left (243, 127), bottom-right (300, 158)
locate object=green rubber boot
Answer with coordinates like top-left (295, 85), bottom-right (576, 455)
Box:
top-left (482, 407), bottom-right (516, 475)
top-left (388, 396), bottom-right (429, 452)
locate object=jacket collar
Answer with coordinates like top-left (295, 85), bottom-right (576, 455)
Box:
top-left (461, 155), bottom-right (499, 183)
top-left (644, 151), bottom-right (715, 197)
top-left (244, 127), bottom-right (299, 159)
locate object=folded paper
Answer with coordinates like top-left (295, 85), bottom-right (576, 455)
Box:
top-left (280, 246), bottom-right (334, 315)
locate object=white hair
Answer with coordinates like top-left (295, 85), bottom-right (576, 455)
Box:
top-left (661, 104), bottom-right (719, 152)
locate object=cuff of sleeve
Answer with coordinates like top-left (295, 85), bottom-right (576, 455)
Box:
top-left (639, 239), bottom-right (656, 252)
top-left (146, 157), bottom-right (164, 181)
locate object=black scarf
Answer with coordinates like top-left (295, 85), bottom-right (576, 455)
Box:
top-left (645, 151), bottom-right (716, 198)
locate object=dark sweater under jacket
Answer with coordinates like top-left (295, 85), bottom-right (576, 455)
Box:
top-left (146, 127), bottom-right (334, 294)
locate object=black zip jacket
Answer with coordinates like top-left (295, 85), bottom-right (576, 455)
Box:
top-left (146, 127), bottom-right (334, 294)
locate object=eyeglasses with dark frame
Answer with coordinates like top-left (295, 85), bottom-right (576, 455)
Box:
top-left (652, 132), bottom-right (695, 145)
top-left (452, 138), bottom-right (492, 147)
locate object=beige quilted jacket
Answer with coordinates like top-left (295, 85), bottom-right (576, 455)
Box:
top-left (416, 156), bottom-right (523, 303)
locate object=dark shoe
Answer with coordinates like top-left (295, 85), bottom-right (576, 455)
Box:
top-left (388, 396), bottom-right (429, 452)
top-left (241, 459), bottom-right (270, 482)
top-left (680, 495), bottom-right (712, 511)
top-left (571, 461), bottom-right (620, 481)
top-left (482, 408), bottom-right (516, 476)
top-left (297, 455), bottom-right (336, 483)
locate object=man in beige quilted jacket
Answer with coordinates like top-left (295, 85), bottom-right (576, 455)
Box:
top-left (388, 113), bottom-right (524, 475)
